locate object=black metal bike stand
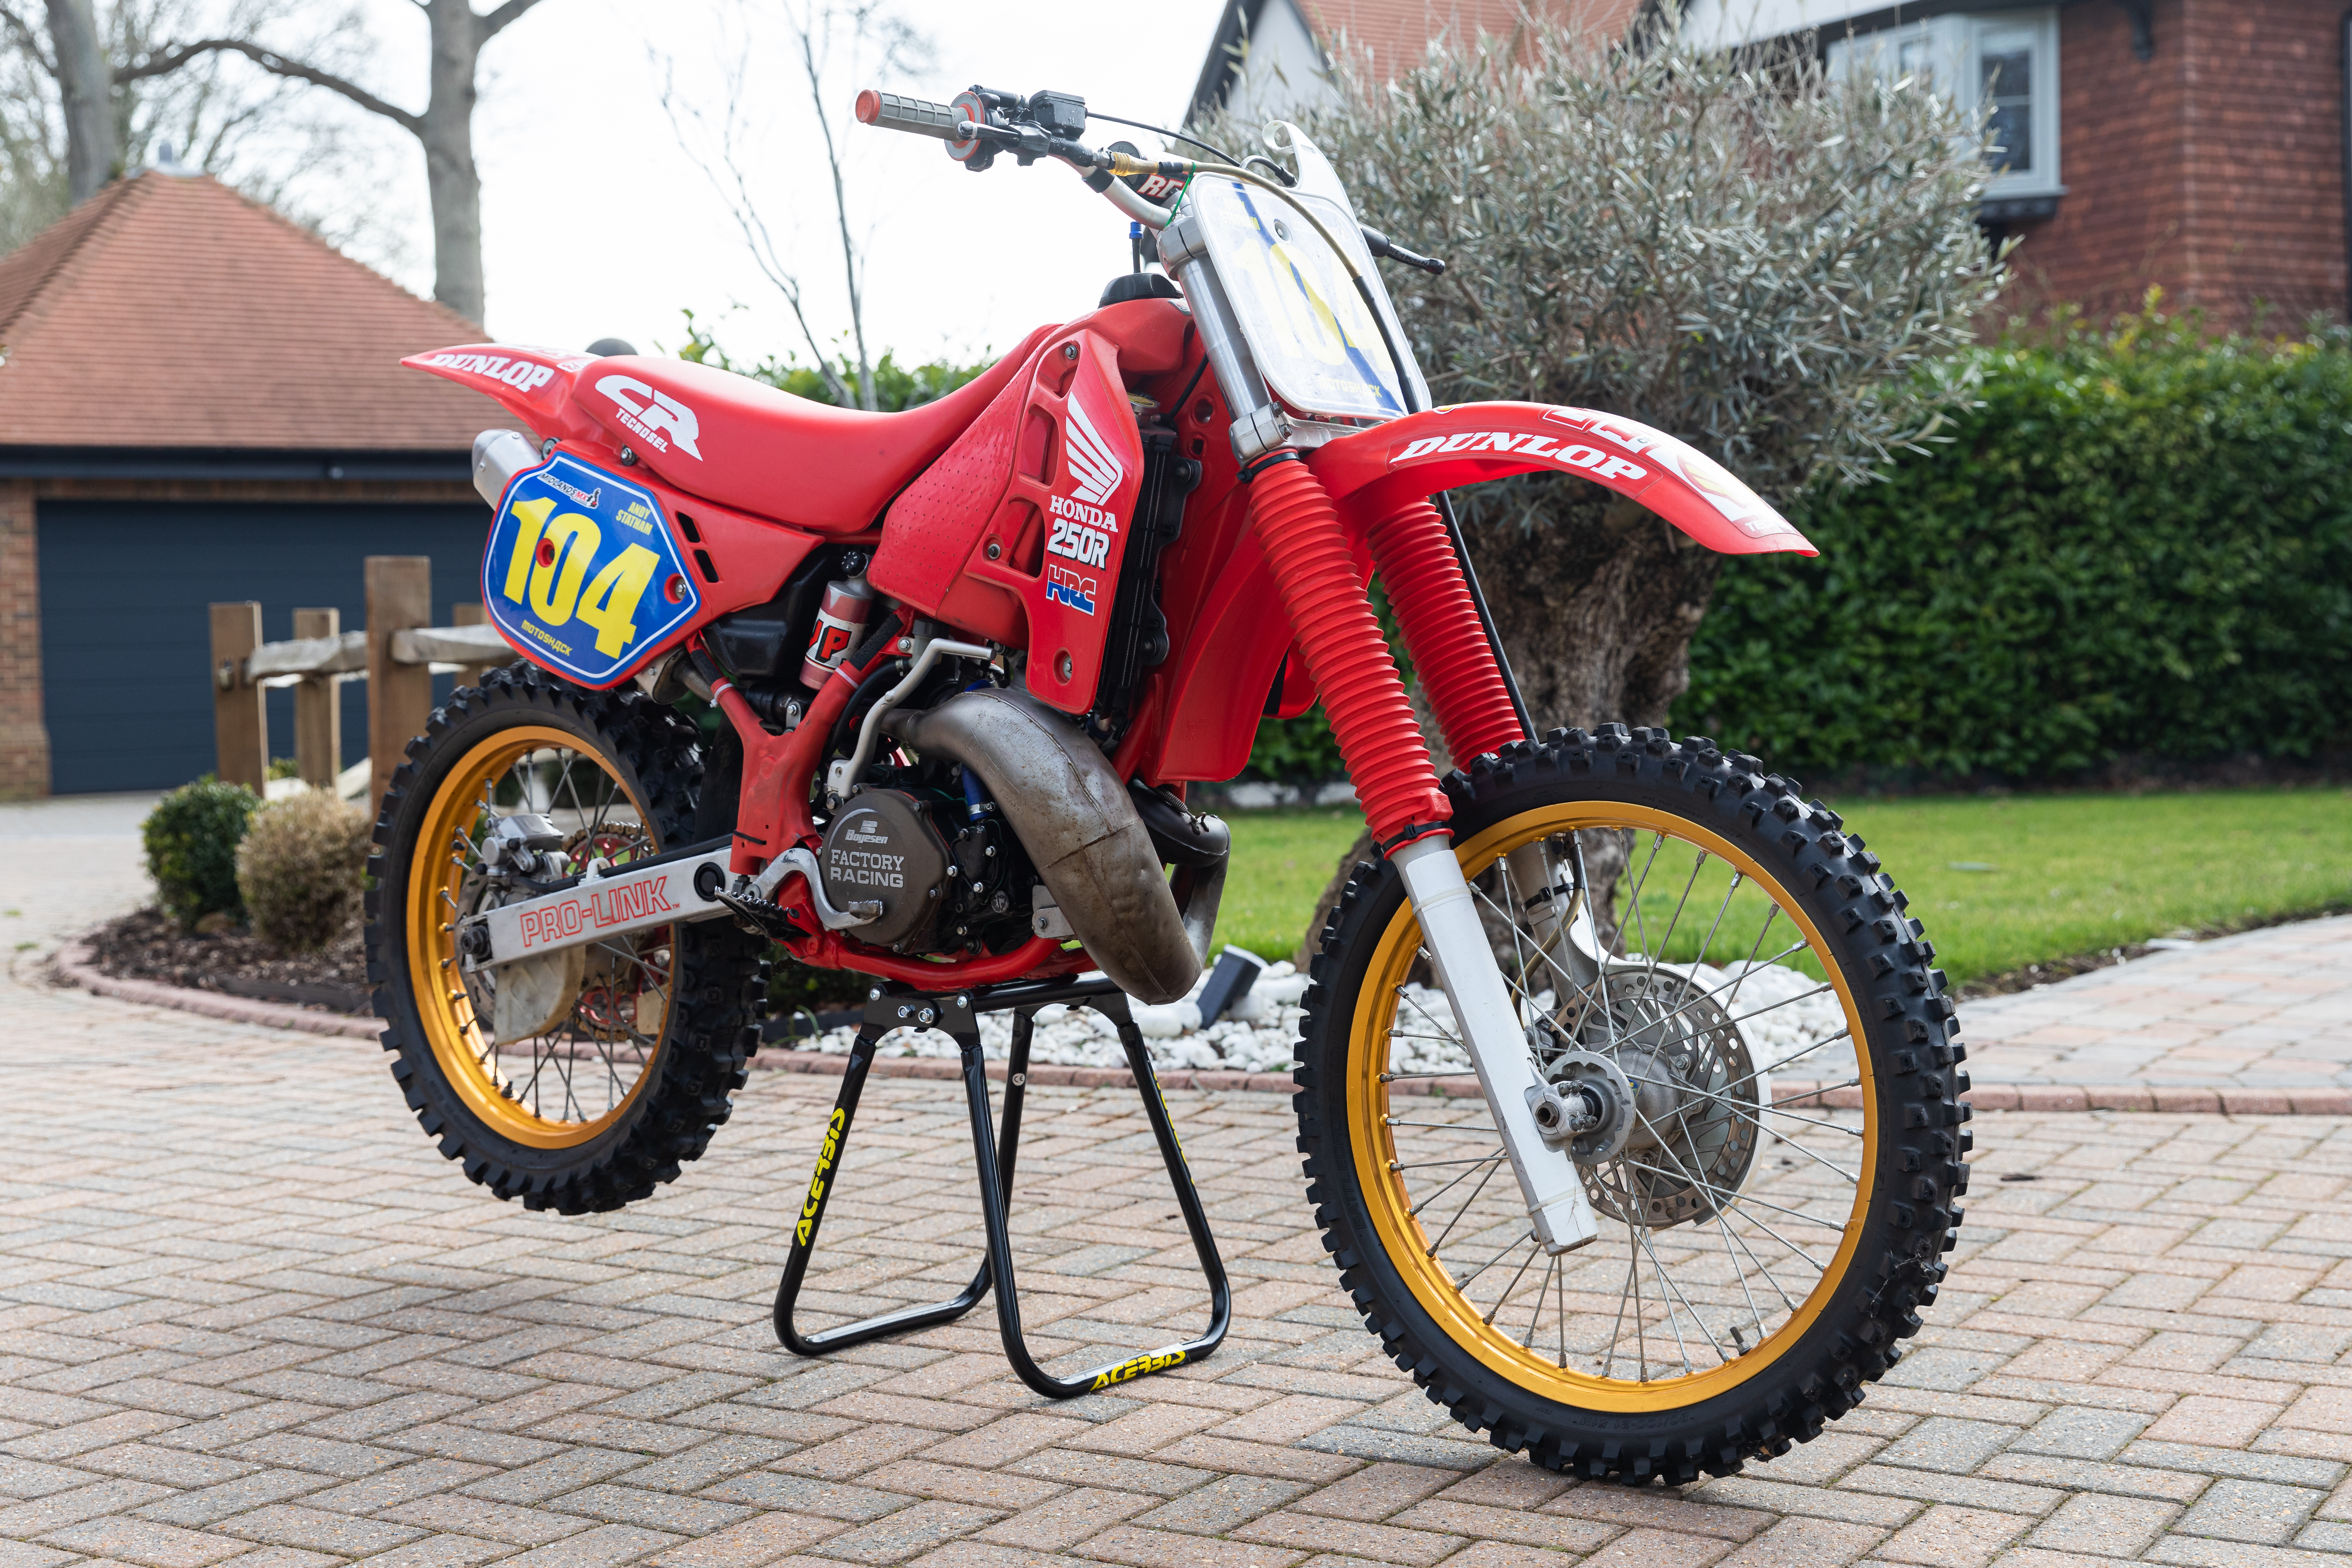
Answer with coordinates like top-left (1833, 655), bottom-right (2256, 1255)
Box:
top-left (772, 978), bottom-right (1232, 1399)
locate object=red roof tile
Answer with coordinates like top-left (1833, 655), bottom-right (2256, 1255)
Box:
top-left (1297, 0), bottom-right (1607, 75)
top-left (0, 171), bottom-right (507, 451)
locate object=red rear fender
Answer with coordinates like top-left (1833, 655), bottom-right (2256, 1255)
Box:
top-left (401, 343), bottom-right (604, 446)
top-left (1309, 403), bottom-right (1816, 558)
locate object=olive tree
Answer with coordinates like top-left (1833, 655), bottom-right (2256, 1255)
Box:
top-left (1260, 20), bottom-right (2002, 951)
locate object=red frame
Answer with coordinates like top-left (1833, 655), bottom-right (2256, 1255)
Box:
top-left (408, 305), bottom-right (1811, 989)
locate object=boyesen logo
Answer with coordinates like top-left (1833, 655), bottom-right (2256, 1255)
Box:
top-left (597, 375), bottom-right (703, 459)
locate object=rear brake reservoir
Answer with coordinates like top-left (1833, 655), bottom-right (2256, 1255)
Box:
top-left (800, 573), bottom-right (878, 686)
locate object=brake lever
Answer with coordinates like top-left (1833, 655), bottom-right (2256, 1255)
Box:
top-left (1360, 224), bottom-right (1448, 276)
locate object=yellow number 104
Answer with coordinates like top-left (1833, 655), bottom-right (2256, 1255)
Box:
top-left (501, 495), bottom-right (661, 657)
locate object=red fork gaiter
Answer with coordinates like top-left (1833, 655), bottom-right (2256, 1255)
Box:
top-left (1362, 498), bottom-right (1526, 765)
top-left (1247, 460), bottom-right (1449, 846)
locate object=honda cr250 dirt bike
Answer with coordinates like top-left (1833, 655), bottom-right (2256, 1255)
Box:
top-left (369, 82), bottom-right (1968, 1484)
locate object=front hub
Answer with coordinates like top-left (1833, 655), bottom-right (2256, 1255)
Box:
top-left (1544, 970), bottom-right (1764, 1228)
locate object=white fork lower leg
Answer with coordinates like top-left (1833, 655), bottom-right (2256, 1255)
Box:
top-left (1394, 837), bottom-right (1601, 1253)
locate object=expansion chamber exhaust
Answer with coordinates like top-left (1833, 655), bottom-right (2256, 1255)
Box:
top-left (887, 687), bottom-right (1217, 1004)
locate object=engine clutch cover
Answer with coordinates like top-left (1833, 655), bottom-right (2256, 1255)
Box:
top-left (820, 788), bottom-right (951, 949)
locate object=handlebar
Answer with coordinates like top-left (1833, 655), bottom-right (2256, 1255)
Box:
top-left (850, 82), bottom-right (1449, 273)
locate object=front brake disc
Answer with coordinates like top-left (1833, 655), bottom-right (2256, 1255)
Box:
top-left (1550, 969), bottom-right (1762, 1228)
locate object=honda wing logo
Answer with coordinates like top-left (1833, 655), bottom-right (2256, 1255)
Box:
top-left (596, 375), bottom-right (703, 460)
top-left (1065, 398), bottom-right (1124, 506)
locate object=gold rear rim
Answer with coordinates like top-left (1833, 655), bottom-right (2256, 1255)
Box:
top-left (404, 726), bottom-right (673, 1148)
top-left (1347, 804), bottom-right (1877, 1412)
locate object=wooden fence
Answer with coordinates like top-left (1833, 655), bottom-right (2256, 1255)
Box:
top-left (209, 555), bottom-right (509, 807)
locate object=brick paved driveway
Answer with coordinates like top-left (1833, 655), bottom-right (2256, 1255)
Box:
top-left (11, 958), bottom-right (2352, 1568)
top-left (1965, 917), bottom-right (2352, 1091)
top-left (17, 794), bottom-right (2352, 1564)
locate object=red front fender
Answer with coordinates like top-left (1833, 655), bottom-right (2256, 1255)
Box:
top-left (1307, 403), bottom-right (1816, 557)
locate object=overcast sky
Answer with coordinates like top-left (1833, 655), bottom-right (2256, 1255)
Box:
top-left (341, 0), bottom-right (1231, 369)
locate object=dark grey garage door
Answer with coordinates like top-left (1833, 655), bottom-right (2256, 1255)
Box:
top-left (40, 500), bottom-right (496, 794)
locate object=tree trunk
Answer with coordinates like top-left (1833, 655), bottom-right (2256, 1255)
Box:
top-left (1474, 497), bottom-right (1724, 739)
top-left (48, 0), bottom-right (115, 203)
top-left (421, 0), bottom-right (486, 324)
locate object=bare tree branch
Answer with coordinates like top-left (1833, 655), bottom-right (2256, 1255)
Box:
top-left (658, 50), bottom-right (854, 404)
top-left (114, 38), bottom-right (422, 135)
top-left (478, 0), bottom-right (544, 42)
top-left (0, 2), bottom-right (54, 76)
top-left (786, 4), bottom-right (872, 408)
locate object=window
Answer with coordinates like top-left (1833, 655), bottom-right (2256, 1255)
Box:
top-left (1827, 8), bottom-right (2062, 200)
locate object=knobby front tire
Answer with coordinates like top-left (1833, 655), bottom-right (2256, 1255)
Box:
top-left (364, 665), bottom-right (765, 1215)
top-left (1292, 725), bottom-right (1970, 1484)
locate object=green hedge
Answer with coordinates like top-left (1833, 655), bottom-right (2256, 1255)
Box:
top-left (1674, 316), bottom-right (2352, 780)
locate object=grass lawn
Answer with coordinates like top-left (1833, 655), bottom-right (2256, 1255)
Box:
top-left (1217, 788), bottom-right (2352, 987)
top-left (1823, 786), bottom-right (2352, 986)
top-left (1219, 808), bottom-right (1367, 963)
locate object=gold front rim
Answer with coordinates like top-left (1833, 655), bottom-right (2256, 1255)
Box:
top-left (405, 725), bottom-right (673, 1148)
top-left (1347, 804), bottom-right (1877, 1413)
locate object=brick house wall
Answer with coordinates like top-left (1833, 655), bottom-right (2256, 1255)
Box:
top-left (2001, 0), bottom-right (2346, 328)
top-left (0, 480), bottom-right (45, 797)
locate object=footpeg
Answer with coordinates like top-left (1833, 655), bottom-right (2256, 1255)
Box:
top-left (712, 886), bottom-right (810, 942)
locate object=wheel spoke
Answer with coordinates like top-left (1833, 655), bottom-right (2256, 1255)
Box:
top-left (1481, 1236), bottom-right (1543, 1323)
top-left (1522, 1251), bottom-right (1558, 1351)
top-left (1408, 1154), bottom-right (1503, 1217)
top-left (1639, 850), bottom-right (1708, 988)
top-left (1673, 870), bottom-right (1743, 1008)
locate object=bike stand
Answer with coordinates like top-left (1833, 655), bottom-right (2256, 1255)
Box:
top-left (771, 977), bottom-right (1232, 1399)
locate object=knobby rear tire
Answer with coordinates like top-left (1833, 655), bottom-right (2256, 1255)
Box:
top-left (364, 664), bottom-right (767, 1215)
top-left (1292, 725), bottom-right (1971, 1484)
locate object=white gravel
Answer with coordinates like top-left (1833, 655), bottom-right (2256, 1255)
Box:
top-left (774, 951), bottom-right (1848, 1079)
top-left (782, 958), bottom-right (1314, 1072)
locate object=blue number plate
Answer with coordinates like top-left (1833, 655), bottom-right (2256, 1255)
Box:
top-left (482, 454), bottom-right (702, 687)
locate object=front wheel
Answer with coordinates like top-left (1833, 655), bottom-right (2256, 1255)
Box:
top-left (1294, 725), bottom-right (1969, 1484)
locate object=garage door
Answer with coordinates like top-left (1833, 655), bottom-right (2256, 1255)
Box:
top-left (40, 500), bottom-right (496, 794)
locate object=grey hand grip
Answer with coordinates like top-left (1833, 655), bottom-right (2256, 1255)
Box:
top-left (854, 89), bottom-right (960, 140)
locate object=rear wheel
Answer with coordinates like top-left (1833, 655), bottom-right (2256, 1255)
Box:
top-left (364, 666), bottom-right (765, 1213)
top-left (1293, 725), bottom-right (1969, 1483)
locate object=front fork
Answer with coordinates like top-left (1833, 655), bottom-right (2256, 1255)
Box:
top-left (1162, 215), bottom-right (1599, 1253)
top-left (1395, 840), bottom-right (1601, 1251)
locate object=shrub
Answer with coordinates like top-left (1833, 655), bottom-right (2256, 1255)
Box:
top-left (234, 790), bottom-right (372, 952)
top-left (675, 312), bottom-right (991, 409)
top-left (1677, 303), bottom-right (2352, 780)
top-left (1263, 19), bottom-right (1997, 733)
top-left (1238, 713), bottom-right (1345, 790)
top-left (144, 778), bottom-right (259, 930)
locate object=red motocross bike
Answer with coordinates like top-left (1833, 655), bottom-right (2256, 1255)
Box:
top-left (370, 84), bottom-right (1967, 1484)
